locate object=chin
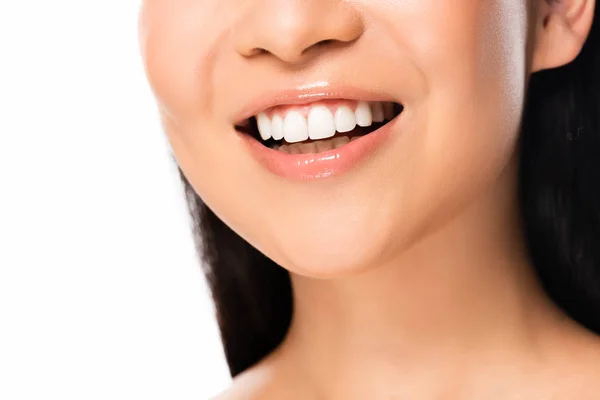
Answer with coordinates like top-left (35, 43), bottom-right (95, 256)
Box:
top-left (272, 226), bottom-right (393, 279)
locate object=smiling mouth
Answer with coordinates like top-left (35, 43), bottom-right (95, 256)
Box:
top-left (235, 100), bottom-right (404, 154)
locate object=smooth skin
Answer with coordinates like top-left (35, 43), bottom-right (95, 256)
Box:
top-left (139, 0), bottom-right (600, 398)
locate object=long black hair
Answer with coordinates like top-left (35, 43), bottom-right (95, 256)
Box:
top-left (178, 8), bottom-right (600, 377)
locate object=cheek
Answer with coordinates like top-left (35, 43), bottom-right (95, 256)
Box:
top-left (139, 0), bottom-right (228, 121)
top-left (359, 0), bottom-right (529, 258)
top-left (140, 4), bottom-right (282, 266)
top-left (141, 1), bottom-right (268, 242)
top-left (408, 0), bottom-right (528, 208)
top-left (165, 116), bottom-right (278, 256)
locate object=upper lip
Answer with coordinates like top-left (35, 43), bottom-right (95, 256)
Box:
top-left (232, 82), bottom-right (401, 125)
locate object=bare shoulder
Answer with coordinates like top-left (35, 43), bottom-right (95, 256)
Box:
top-left (209, 365), bottom-right (272, 400)
top-left (209, 352), bottom-right (297, 400)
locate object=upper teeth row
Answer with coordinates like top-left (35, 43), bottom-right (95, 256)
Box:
top-left (255, 101), bottom-right (396, 143)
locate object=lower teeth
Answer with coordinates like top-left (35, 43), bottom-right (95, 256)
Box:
top-left (274, 135), bottom-right (361, 154)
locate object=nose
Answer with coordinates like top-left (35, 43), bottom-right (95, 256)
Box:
top-left (233, 0), bottom-right (364, 65)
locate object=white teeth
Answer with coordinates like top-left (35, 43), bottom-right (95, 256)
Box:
top-left (371, 102), bottom-right (384, 123)
top-left (254, 101), bottom-right (398, 144)
top-left (334, 106), bottom-right (357, 133)
top-left (283, 111), bottom-right (309, 143)
top-left (355, 101), bottom-right (373, 127)
top-left (271, 115), bottom-right (284, 140)
top-left (256, 112), bottom-right (272, 140)
top-left (308, 106), bottom-right (336, 140)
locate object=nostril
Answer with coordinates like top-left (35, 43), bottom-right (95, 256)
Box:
top-left (245, 47), bottom-right (270, 57)
top-left (316, 39), bottom-right (334, 47)
top-left (306, 39), bottom-right (334, 52)
top-left (255, 47), bottom-right (269, 55)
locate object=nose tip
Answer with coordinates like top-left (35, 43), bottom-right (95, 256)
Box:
top-left (233, 0), bottom-right (364, 65)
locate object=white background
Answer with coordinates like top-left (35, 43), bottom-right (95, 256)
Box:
top-left (0, 1), bottom-right (231, 398)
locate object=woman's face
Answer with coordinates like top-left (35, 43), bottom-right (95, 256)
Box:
top-left (140, 0), bottom-right (531, 277)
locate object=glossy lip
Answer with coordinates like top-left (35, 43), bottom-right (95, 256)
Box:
top-left (232, 81), bottom-right (401, 125)
top-left (237, 110), bottom-right (404, 181)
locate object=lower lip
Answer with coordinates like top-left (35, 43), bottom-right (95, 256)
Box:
top-left (238, 115), bottom-right (401, 180)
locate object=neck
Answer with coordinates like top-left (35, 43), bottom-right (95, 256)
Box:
top-left (274, 153), bottom-right (569, 396)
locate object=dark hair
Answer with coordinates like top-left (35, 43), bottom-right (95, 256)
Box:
top-left (178, 9), bottom-right (600, 377)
